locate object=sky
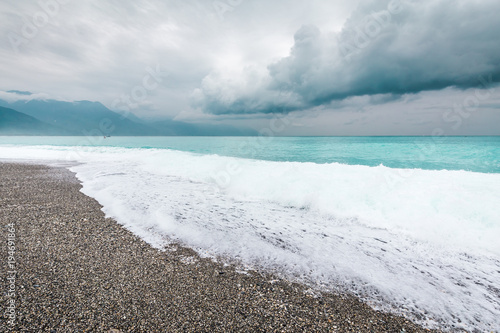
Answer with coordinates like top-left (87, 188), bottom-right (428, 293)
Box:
top-left (1, 0), bottom-right (499, 135)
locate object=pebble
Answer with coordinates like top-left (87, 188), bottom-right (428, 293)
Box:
top-left (0, 163), bottom-right (443, 332)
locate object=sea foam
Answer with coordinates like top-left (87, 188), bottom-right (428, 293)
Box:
top-left (1, 145), bottom-right (499, 331)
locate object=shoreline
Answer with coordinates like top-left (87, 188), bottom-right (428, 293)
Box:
top-left (0, 162), bottom-right (439, 332)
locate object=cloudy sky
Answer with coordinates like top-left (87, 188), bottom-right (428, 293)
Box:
top-left (1, 0), bottom-right (499, 135)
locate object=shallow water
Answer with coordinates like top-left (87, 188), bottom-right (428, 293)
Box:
top-left (1, 136), bottom-right (499, 331)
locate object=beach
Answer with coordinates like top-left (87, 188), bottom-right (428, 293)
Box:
top-left (0, 162), bottom-right (438, 332)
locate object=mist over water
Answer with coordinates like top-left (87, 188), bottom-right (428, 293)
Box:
top-left (1, 136), bottom-right (499, 331)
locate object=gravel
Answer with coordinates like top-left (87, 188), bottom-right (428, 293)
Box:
top-left (0, 163), bottom-right (440, 332)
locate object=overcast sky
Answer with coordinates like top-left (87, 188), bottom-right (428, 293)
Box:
top-left (1, 0), bottom-right (499, 135)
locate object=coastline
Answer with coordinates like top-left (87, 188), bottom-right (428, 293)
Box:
top-left (0, 162), bottom-right (438, 332)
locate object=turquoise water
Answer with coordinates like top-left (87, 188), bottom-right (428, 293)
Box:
top-left (1, 136), bottom-right (499, 173)
top-left (1, 135), bottom-right (500, 330)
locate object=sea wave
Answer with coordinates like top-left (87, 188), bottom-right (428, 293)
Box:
top-left (1, 145), bottom-right (499, 331)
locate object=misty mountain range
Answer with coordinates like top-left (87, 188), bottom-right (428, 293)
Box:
top-left (0, 93), bottom-right (256, 136)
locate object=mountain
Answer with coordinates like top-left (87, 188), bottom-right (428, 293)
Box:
top-left (0, 99), bottom-right (156, 136)
top-left (0, 94), bottom-right (257, 136)
top-left (0, 106), bottom-right (73, 135)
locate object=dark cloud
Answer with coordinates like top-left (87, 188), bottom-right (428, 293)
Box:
top-left (196, 0), bottom-right (500, 115)
top-left (0, 0), bottom-right (354, 118)
top-left (1, 0), bottom-right (499, 135)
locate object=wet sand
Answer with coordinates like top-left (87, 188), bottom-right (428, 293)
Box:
top-left (0, 162), bottom-right (438, 332)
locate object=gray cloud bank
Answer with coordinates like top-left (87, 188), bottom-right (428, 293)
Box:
top-left (193, 0), bottom-right (500, 115)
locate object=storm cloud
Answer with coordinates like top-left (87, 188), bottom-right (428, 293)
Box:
top-left (194, 0), bottom-right (500, 115)
top-left (1, 0), bottom-right (499, 135)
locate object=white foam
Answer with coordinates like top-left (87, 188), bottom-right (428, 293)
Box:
top-left (1, 145), bottom-right (499, 331)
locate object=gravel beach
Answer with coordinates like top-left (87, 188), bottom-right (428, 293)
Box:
top-left (0, 162), bottom-right (439, 332)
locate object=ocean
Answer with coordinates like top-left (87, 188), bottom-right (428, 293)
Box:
top-left (1, 136), bottom-right (499, 331)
